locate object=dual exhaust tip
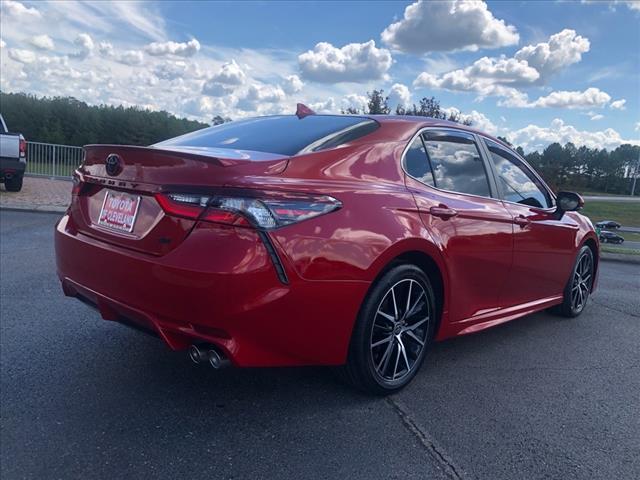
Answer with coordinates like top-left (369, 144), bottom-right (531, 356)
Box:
top-left (188, 344), bottom-right (230, 369)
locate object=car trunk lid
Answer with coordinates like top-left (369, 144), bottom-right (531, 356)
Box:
top-left (70, 145), bottom-right (289, 255)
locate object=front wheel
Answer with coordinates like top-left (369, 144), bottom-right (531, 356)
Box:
top-left (341, 264), bottom-right (436, 395)
top-left (555, 246), bottom-right (594, 318)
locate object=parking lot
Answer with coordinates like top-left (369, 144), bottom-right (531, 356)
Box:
top-left (1, 210), bottom-right (639, 480)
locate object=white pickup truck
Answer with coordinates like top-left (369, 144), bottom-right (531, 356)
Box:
top-left (0, 113), bottom-right (27, 192)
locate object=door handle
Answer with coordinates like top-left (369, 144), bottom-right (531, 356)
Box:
top-left (430, 205), bottom-right (458, 219)
top-left (514, 215), bottom-right (530, 227)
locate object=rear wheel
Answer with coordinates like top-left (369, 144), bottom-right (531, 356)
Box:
top-left (341, 264), bottom-right (436, 395)
top-left (4, 174), bottom-right (23, 192)
top-left (555, 246), bottom-right (594, 318)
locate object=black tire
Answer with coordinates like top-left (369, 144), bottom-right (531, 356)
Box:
top-left (554, 245), bottom-right (594, 318)
top-left (340, 264), bottom-right (436, 395)
top-left (4, 174), bottom-right (23, 192)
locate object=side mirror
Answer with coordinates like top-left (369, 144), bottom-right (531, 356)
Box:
top-left (555, 191), bottom-right (584, 218)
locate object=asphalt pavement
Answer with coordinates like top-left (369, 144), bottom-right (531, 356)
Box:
top-left (1, 210), bottom-right (639, 480)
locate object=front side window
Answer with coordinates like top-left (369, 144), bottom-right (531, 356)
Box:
top-left (404, 136), bottom-right (435, 186)
top-left (421, 130), bottom-right (491, 197)
top-left (485, 139), bottom-right (552, 208)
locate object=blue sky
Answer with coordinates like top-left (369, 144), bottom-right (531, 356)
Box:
top-left (0, 0), bottom-right (638, 151)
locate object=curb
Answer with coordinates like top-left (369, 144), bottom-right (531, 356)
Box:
top-left (0, 204), bottom-right (68, 214)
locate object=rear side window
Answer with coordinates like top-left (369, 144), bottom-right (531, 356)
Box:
top-left (421, 130), bottom-right (491, 198)
top-left (484, 139), bottom-right (552, 208)
top-left (154, 115), bottom-right (378, 157)
top-left (404, 136), bottom-right (435, 186)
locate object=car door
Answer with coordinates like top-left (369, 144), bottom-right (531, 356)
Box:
top-left (403, 128), bottom-right (514, 323)
top-left (480, 137), bottom-right (579, 306)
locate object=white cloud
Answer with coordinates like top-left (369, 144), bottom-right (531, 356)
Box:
top-left (145, 38), bottom-right (201, 57)
top-left (117, 50), bottom-right (144, 66)
top-left (153, 61), bottom-right (193, 80)
top-left (341, 94), bottom-right (368, 113)
top-left (208, 59), bottom-right (246, 85)
top-left (624, 1), bottom-right (640, 10)
top-left (506, 118), bottom-right (639, 152)
top-left (97, 42), bottom-right (114, 57)
top-left (7, 48), bottom-right (37, 64)
top-left (582, 0), bottom-right (640, 11)
top-left (308, 98), bottom-right (337, 114)
top-left (1, 1), bottom-right (41, 18)
top-left (283, 74), bottom-right (304, 94)
top-left (413, 55), bottom-right (538, 101)
top-left (182, 96), bottom-right (234, 117)
top-left (388, 83), bottom-right (411, 109)
top-left (610, 99), bottom-right (627, 110)
top-left (381, 0), bottom-right (518, 53)
top-left (72, 33), bottom-right (94, 59)
top-left (590, 114), bottom-right (604, 121)
top-left (442, 107), bottom-right (498, 135)
top-left (298, 40), bottom-right (392, 83)
top-left (0, 39), bottom-right (5, 48)
top-left (95, 41), bottom-right (143, 65)
top-left (202, 81), bottom-right (234, 97)
top-left (514, 29), bottom-right (589, 82)
top-left (529, 88), bottom-right (611, 109)
top-left (635, 122), bottom-right (640, 132)
top-left (30, 34), bottom-right (54, 51)
top-left (237, 84), bottom-right (286, 111)
top-left (413, 29), bottom-right (593, 106)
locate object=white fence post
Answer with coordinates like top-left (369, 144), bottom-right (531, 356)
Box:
top-left (52, 145), bottom-right (57, 177)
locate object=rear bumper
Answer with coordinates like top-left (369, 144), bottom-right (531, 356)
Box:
top-left (0, 157), bottom-right (26, 178)
top-left (55, 214), bottom-right (369, 367)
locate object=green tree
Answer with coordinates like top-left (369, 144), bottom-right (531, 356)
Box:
top-left (366, 89), bottom-right (390, 114)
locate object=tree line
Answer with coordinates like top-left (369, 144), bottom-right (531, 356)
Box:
top-left (0, 92), bottom-right (207, 146)
top-left (342, 88), bottom-right (473, 125)
top-left (514, 141), bottom-right (639, 196)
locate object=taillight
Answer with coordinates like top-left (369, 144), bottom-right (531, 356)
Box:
top-left (156, 192), bottom-right (341, 229)
top-left (19, 137), bottom-right (27, 158)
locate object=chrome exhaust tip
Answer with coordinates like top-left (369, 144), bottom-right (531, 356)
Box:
top-left (207, 348), bottom-right (231, 369)
top-left (189, 344), bottom-right (230, 369)
top-left (188, 344), bottom-right (209, 364)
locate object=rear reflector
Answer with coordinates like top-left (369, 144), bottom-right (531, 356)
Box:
top-left (156, 192), bottom-right (341, 230)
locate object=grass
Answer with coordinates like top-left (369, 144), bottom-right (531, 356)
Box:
top-left (580, 200), bottom-right (640, 228)
top-left (619, 231), bottom-right (640, 242)
top-left (601, 245), bottom-right (640, 255)
top-left (577, 191), bottom-right (635, 197)
top-left (26, 162), bottom-right (76, 177)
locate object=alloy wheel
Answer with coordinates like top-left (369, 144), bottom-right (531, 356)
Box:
top-left (370, 279), bottom-right (430, 382)
top-left (571, 251), bottom-right (593, 312)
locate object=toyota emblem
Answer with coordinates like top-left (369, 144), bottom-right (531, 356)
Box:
top-left (105, 154), bottom-right (122, 176)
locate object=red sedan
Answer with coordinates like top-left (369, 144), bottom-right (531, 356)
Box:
top-left (55, 109), bottom-right (599, 394)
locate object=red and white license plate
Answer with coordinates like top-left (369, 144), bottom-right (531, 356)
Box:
top-left (98, 190), bottom-right (140, 233)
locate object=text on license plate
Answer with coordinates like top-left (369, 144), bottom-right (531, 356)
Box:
top-left (98, 190), bottom-right (140, 233)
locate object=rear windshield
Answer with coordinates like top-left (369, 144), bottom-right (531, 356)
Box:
top-left (154, 115), bottom-right (378, 157)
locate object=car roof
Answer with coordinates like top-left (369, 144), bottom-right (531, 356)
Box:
top-left (333, 113), bottom-right (512, 149)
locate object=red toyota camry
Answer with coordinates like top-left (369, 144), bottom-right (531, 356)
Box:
top-left (55, 108), bottom-right (599, 394)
